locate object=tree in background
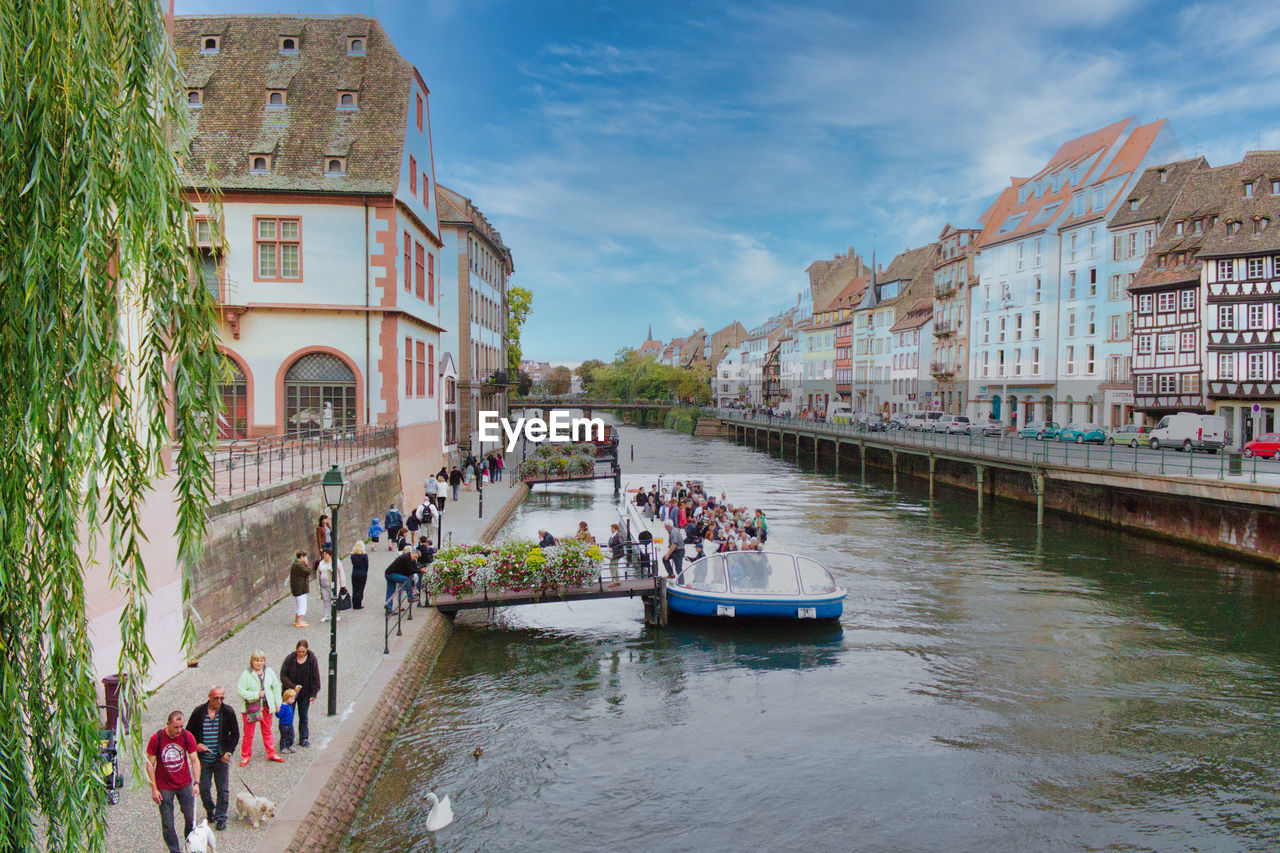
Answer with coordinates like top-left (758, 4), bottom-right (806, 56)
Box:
top-left (546, 365), bottom-right (573, 396)
top-left (575, 358), bottom-right (604, 387)
top-left (0, 3), bottom-right (221, 850)
top-left (506, 285), bottom-right (533, 375)
top-left (515, 369), bottom-right (534, 396)
top-left (581, 350), bottom-right (711, 404)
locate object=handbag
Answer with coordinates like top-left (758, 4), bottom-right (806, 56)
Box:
top-left (336, 587), bottom-right (352, 611)
top-left (245, 700), bottom-right (262, 723)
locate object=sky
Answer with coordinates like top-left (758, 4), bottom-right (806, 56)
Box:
top-left (176, 0), bottom-right (1280, 362)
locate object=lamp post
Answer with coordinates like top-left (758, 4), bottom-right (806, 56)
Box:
top-left (321, 464), bottom-right (346, 717)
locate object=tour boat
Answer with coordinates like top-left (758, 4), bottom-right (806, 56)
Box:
top-left (667, 551), bottom-right (846, 620)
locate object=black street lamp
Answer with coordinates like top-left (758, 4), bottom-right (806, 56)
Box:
top-left (321, 464), bottom-right (346, 717)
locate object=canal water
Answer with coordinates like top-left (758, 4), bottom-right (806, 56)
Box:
top-left (344, 422), bottom-right (1280, 852)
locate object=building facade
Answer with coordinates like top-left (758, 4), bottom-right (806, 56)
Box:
top-left (1201, 151), bottom-right (1280, 445)
top-left (178, 14), bottom-right (446, 498)
top-left (930, 225), bottom-right (980, 414)
top-left (436, 184), bottom-right (513, 462)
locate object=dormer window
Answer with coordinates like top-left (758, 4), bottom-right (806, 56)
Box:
top-left (347, 37), bottom-right (365, 55)
top-left (337, 91), bottom-right (358, 110)
top-left (1129, 199), bottom-right (1139, 211)
top-left (1228, 220), bottom-right (1241, 235)
top-left (201, 35), bottom-right (220, 53)
top-left (1175, 220), bottom-right (1184, 236)
top-left (1255, 217), bottom-right (1270, 235)
top-left (1273, 180), bottom-right (1280, 195)
top-left (266, 90), bottom-right (287, 108)
top-left (279, 36), bottom-right (298, 53)
top-left (1157, 169), bottom-right (1167, 184)
top-left (1192, 219), bottom-right (1202, 234)
top-left (250, 154), bottom-right (271, 174)
top-left (187, 88), bottom-right (203, 107)
top-left (1244, 181), bottom-right (1255, 198)
top-left (324, 157), bottom-right (346, 176)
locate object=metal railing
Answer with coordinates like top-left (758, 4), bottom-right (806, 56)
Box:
top-left (383, 579), bottom-right (415, 654)
top-left (212, 422), bottom-right (397, 499)
top-left (716, 409), bottom-right (1279, 486)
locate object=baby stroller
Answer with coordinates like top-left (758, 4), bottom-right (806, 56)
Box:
top-left (98, 727), bottom-right (122, 804)
top-left (633, 531), bottom-right (654, 577)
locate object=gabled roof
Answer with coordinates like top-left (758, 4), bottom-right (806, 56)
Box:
top-left (1109, 157), bottom-right (1207, 229)
top-left (1130, 160), bottom-right (1228, 290)
top-left (976, 118), bottom-right (1153, 248)
top-left (889, 298), bottom-right (933, 333)
top-left (174, 15), bottom-right (414, 194)
top-left (436, 184), bottom-right (513, 268)
top-left (1199, 151), bottom-right (1280, 257)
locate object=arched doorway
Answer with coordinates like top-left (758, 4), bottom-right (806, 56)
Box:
top-left (1042, 395), bottom-right (1054, 423)
top-left (1008, 395), bottom-right (1019, 428)
top-left (991, 394), bottom-right (1002, 420)
top-left (1064, 396), bottom-right (1074, 425)
top-left (218, 355), bottom-right (248, 439)
top-left (284, 353), bottom-right (357, 436)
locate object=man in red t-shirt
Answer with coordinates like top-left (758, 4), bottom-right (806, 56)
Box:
top-left (146, 710), bottom-right (200, 853)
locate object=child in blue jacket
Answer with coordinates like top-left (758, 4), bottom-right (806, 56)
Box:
top-left (368, 517), bottom-right (384, 543)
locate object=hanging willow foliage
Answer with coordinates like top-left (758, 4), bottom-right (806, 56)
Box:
top-left (0, 1), bottom-right (221, 850)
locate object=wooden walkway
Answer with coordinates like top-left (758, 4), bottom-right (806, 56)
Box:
top-left (427, 576), bottom-right (658, 612)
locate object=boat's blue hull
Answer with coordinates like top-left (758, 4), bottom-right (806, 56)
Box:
top-left (666, 585), bottom-right (845, 620)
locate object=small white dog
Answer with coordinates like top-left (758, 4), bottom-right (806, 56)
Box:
top-left (186, 818), bottom-right (216, 852)
top-left (234, 791), bottom-right (276, 829)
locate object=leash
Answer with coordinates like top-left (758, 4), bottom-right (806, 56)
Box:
top-left (240, 778), bottom-right (257, 798)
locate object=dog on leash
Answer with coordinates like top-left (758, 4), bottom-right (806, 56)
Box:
top-left (234, 791), bottom-right (276, 829)
top-left (186, 818), bottom-right (217, 852)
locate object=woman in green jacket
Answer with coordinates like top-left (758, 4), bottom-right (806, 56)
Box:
top-left (236, 650), bottom-right (284, 766)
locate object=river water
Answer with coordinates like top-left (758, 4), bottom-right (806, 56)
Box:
top-left (344, 422), bottom-right (1280, 852)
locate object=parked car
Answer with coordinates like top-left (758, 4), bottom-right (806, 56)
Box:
top-left (1059, 423), bottom-right (1107, 444)
top-left (887, 414), bottom-right (911, 430)
top-left (1019, 421), bottom-right (1062, 440)
top-left (1106, 424), bottom-right (1151, 448)
top-left (923, 412), bottom-right (946, 432)
top-left (1148, 412), bottom-right (1226, 452)
top-left (977, 417), bottom-right (1004, 437)
top-left (856, 413), bottom-right (887, 432)
top-left (905, 412), bottom-right (929, 431)
top-left (945, 415), bottom-right (972, 435)
top-left (1243, 432), bottom-right (1280, 459)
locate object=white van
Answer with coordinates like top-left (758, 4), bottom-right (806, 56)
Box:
top-left (826, 400), bottom-right (854, 425)
top-left (905, 412), bottom-right (928, 431)
top-left (1148, 412), bottom-right (1226, 453)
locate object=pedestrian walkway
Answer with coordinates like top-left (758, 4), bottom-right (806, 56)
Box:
top-left (106, 473), bottom-right (523, 853)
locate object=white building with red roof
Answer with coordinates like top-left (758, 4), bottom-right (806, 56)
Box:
top-left (968, 118), bottom-right (1182, 428)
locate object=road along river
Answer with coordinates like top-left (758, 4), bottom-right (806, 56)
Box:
top-left (343, 421), bottom-right (1280, 852)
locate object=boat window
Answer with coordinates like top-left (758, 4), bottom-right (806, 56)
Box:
top-left (797, 558), bottom-right (837, 594)
top-left (680, 556), bottom-right (726, 593)
top-left (725, 552), bottom-right (799, 596)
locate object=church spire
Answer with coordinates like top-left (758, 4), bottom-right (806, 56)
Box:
top-left (647, 322), bottom-right (653, 341)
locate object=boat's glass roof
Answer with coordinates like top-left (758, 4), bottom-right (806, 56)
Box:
top-left (678, 553), bottom-right (838, 597)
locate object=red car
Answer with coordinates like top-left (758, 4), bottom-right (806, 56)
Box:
top-left (1243, 433), bottom-right (1280, 458)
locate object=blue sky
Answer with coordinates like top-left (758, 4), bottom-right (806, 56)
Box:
top-left (177, 0), bottom-right (1280, 362)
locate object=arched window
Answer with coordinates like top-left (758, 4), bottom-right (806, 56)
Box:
top-left (218, 356), bottom-right (248, 439)
top-left (284, 353), bottom-right (356, 436)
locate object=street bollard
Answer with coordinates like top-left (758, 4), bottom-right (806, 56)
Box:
top-left (1108, 441), bottom-right (1113, 471)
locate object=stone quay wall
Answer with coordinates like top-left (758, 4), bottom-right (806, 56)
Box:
top-left (192, 450), bottom-right (402, 654)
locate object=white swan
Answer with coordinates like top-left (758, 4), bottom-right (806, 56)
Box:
top-left (425, 791), bottom-right (454, 832)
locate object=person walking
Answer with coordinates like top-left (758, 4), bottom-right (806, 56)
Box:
top-left (435, 473), bottom-right (449, 511)
top-left (317, 549), bottom-right (345, 623)
top-left (449, 466), bottom-right (462, 501)
top-left (236, 651), bottom-right (283, 766)
top-left (146, 710), bottom-right (199, 853)
top-left (280, 639), bottom-right (321, 748)
top-left (384, 505), bottom-right (403, 552)
top-left (385, 546), bottom-right (418, 612)
top-left (495, 455), bottom-right (504, 482)
top-left (425, 472), bottom-right (438, 507)
top-left (289, 551), bottom-right (311, 628)
top-left (349, 539), bottom-right (369, 609)
top-left (607, 523), bottom-right (624, 585)
top-left (186, 686), bottom-right (239, 831)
